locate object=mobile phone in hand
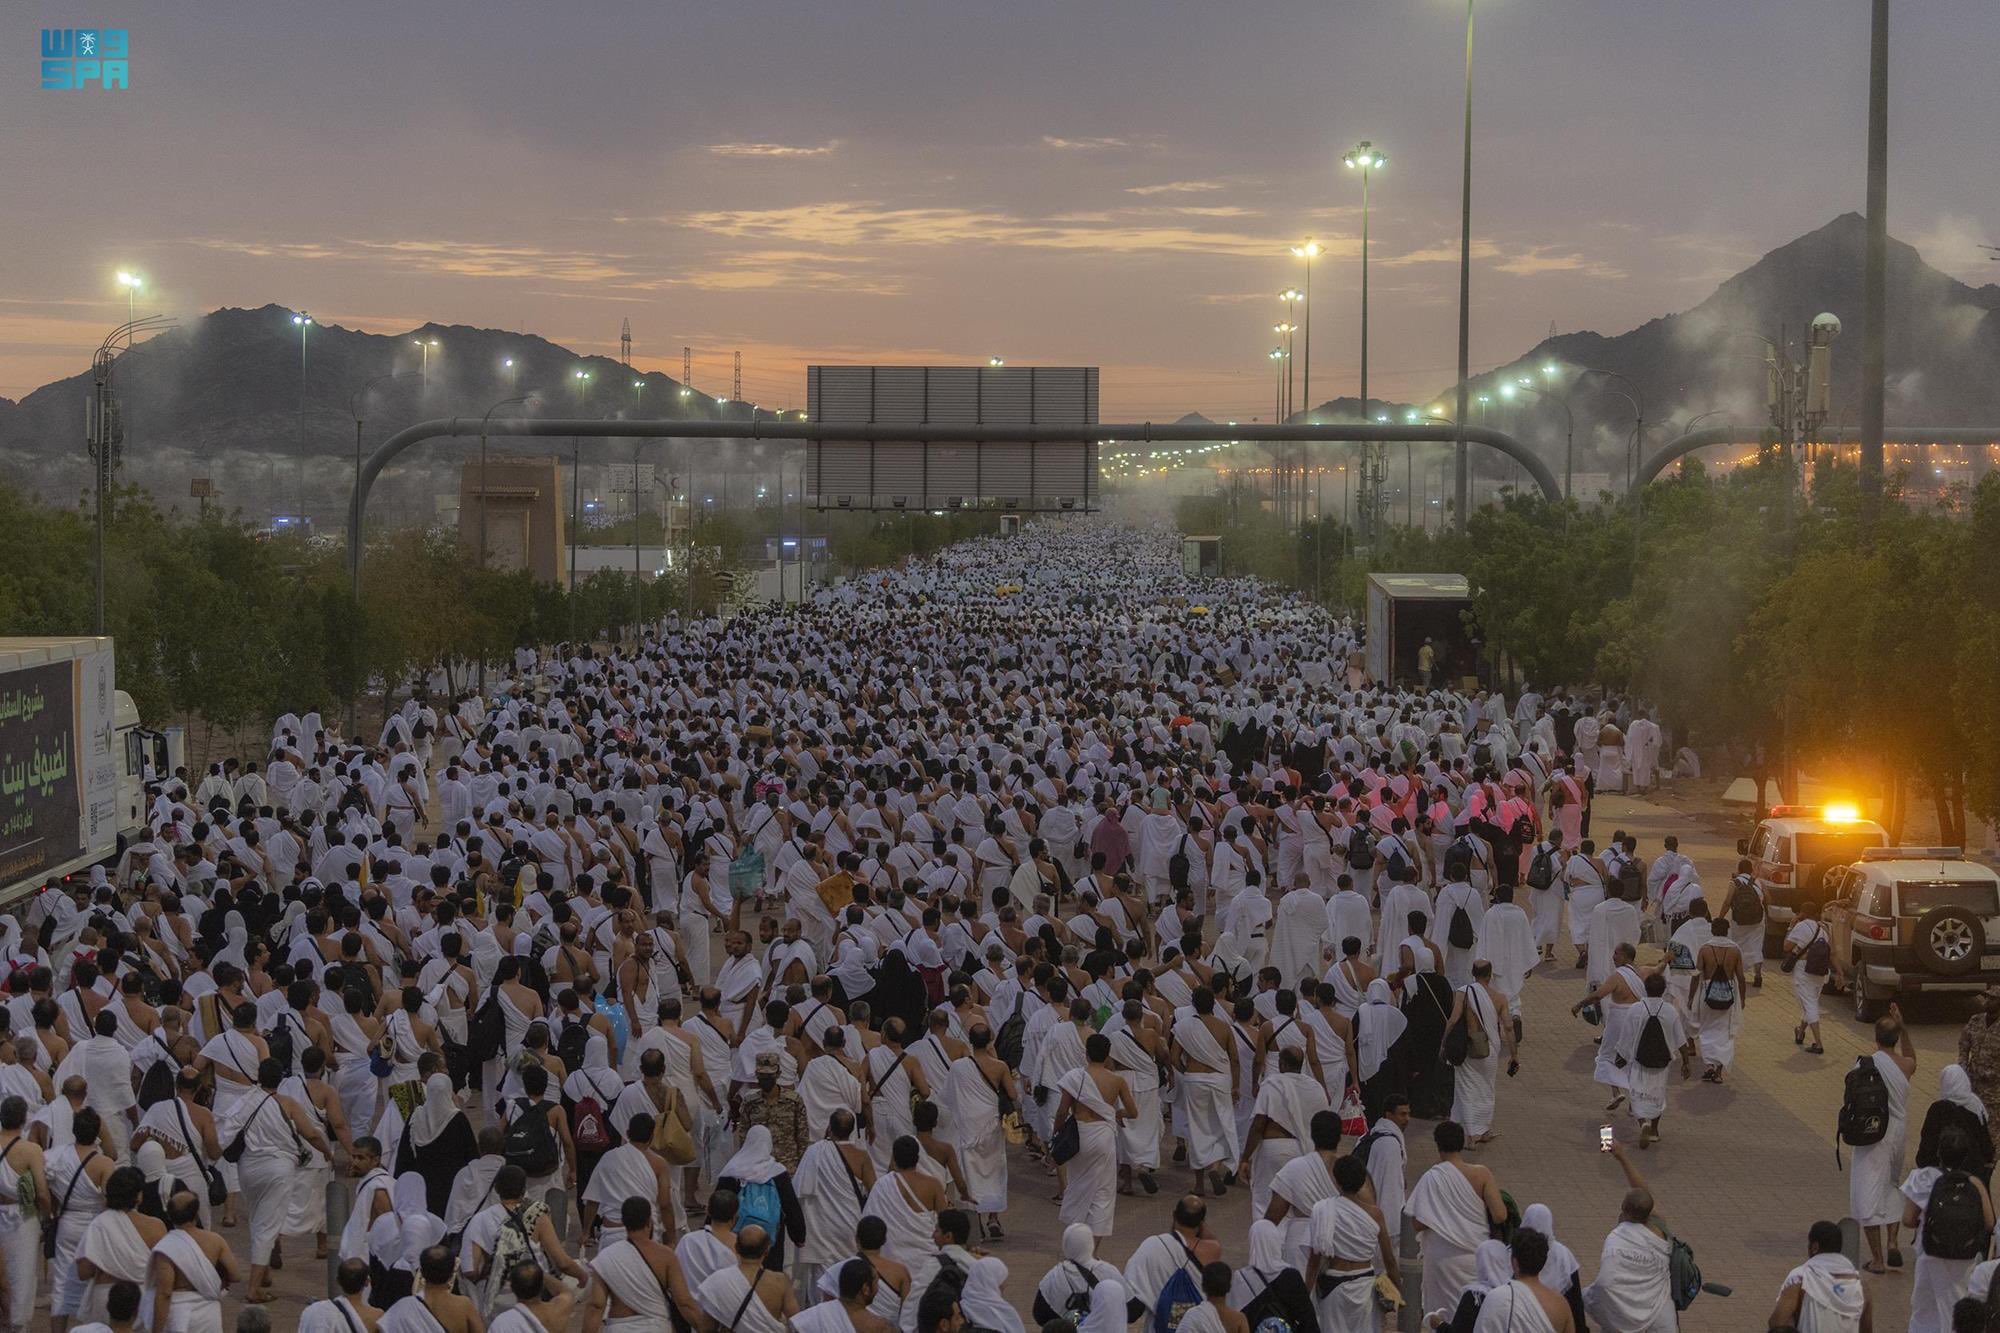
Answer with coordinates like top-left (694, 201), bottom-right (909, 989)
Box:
top-left (1598, 1125), bottom-right (1614, 1152)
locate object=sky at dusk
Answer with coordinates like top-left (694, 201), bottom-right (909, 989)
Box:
top-left (4, 0), bottom-right (1998, 420)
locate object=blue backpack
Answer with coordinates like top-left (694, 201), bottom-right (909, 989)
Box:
top-left (1150, 1242), bottom-right (1203, 1333)
top-left (737, 1178), bottom-right (782, 1239)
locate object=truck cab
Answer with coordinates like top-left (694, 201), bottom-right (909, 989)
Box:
top-left (113, 689), bottom-right (183, 849)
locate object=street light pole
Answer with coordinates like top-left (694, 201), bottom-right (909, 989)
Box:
top-left (568, 369), bottom-right (592, 641)
top-left (1453, 0), bottom-right (1476, 532)
top-left (291, 312), bottom-right (312, 528)
top-left (1502, 375), bottom-right (1573, 501)
top-left (1859, 0), bottom-right (1888, 510)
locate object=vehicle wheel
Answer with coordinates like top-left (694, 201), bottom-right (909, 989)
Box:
top-left (1855, 982), bottom-right (1886, 1023)
top-left (1914, 906), bottom-right (1985, 976)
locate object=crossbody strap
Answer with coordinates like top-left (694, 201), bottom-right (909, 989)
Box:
top-left (54, 1149), bottom-right (100, 1220)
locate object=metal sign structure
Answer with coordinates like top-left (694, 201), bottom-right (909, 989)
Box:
top-left (807, 365), bottom-right (1099, 512)
top-left (345, 417), bottom-right (1559, 597)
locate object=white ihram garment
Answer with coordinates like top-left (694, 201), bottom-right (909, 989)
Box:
top-left (1056, 1066), bottom-right (1119, 1239)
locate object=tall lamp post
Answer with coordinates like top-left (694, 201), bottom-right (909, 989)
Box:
top-left (1291, 241), bottom-right (1321, 420)
top-left (1403, 408), bottom-right (1452, 527)
top-left (567, 368), bottom-right (593, 636)
top-left (414, 337), bottom-right (439, 394)
top-left (1575, 366), bottom-right (1645, 493)
top-left (1858, 0), bottom-right (1888, 508)
top-left (291, 312), bottom-right (312, 528)
top-left (89, 314), bottom-right (177, 633)
top-left (346, 369), bottom-right (421, 538)
top-left (1279, 290), bottom-right (1302, 524)
top-left (1452, 0), bottom-right (1477, 532)
top-left (1501, 373), bottom-right (1575, 500)
top-left (1267, 346), bottom-right (1287, 512)
top-left (116, 270), bottom-right (142, 330)
top-left (1343, 143), bottom-right (1384, 541)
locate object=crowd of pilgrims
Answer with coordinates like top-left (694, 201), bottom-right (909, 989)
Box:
top-left (0, 525), bottom-right (1904, 1333)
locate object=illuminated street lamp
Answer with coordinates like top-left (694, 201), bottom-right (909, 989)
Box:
top-left (1268, 346), bottom-right (1288, 433)
top-left (115, 270), bottom-right (143, 329)
top-left (290, 311), bottom-right (313, 525)
top-left (988, 356), bottom-right (1005, 367)
top-left (1341, 142), bottom-right (1384, 417)
top-left (1290, 240), bottom-right (1321, 419)
top-left (1503, 374), bottom-right (1576, 499)
top-left (414, 338), bottom-right (440, 392)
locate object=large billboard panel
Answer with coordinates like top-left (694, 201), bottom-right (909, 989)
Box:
top-left (806, 365), bottom-right (1100, 512)
top-left (0, 661), bottom-right (83, 887)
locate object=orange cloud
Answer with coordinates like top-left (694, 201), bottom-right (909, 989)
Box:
top-left (706, 142), bottom-right (841, 158)
top-left (679, 201), bottom-right (1294, 258)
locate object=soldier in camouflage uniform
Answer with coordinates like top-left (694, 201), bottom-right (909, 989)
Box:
top-left (741, 1049), bottom-right (809, 1170)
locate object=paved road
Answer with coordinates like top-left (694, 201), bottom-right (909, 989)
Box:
top-left (164, 789), bottom-right (1969, 1332)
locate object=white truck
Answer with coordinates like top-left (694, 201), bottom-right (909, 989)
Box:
top-left (0, 638), bottom-right (180, 908)
top-left (1363, 572), bottom-right (1474, 687)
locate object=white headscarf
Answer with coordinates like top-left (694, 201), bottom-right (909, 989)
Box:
top-left (1229, 1218), bottom-right (1289, 1308)
top-left (719, 1125), bottom-right (786, 1185)
top-left (959, 1256), bottom-right (1025, 1333)
top-left (1079, 1278), bottom-right (1129, 1333)
top-left (1941, 1064), bottom-right (1988, 1122)
top-left (1521, 1203), bottom-right (1581, 1295)
top-left (1061, 1223), bottom-right (1096, 1266)
top-left (1355, 978), bottom-right (1408, 1079)
top-left (1470, 1238), bottom-right (1512, 1295)
top-left (390, 1172), bottom-right (445, 1270)
top-left (212, 913), bottom-right (250, 974)
top-left (408, 1072), bottom-right (462, 1147)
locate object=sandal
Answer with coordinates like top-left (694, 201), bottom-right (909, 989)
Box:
top-left (1862, 1261), bottom-right (1886, 1275)
top-left (1806, 1043), bottom-right (1825, 1055)
top-left (1794, 1024), bottom-right (1805, 1046)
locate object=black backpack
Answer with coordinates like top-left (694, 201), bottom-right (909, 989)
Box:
top-left (1342, 1127), bottom-right (1388, 1176)
top-left (556, 1017), bottom-right (592, 1074)
top-left (1634, 1005), bottom-right (1673, 1070)
top-left (996, 992), bottom-right (1028, 1070)
top-left (468, 985), bottom-right (505, 1064)
top-left (502, 1097), bottom-right (561, 1176)
top-left (1729, 876), bottom-right (1764, 926)
top-left (1442, 1010), bottom-right (1472, 1067)
top-left (1347, 827), bottom-right (1375, 871)
top-left (1526, 846), bottom-right (1556, 892)
top-left (1447, 901), bottom-right (1477, 950)
top-left (265, 1014), bottom-right (297, 1072)
top-left (137, 1051), bottom-right (178, 1110)
top-left (1804, 928), bottom-right (1832, 978)
top-left (1616, 859), bottom-right (1645, 904)
top-left (1922, 1169), bottom-right (1988, 1260)
top-left (1168, 836), bottom-right (1191, 893)
top-left (1837, 1057), bottom-right (1890, 1158)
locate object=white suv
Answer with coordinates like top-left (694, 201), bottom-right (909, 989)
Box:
top-left (1822, 848), bottom-right (2000, 1020)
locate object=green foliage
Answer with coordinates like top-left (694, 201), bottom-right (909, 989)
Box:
top-left (1173, 464), bottom-right (2000, 835)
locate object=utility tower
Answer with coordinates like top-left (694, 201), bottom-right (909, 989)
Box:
top-left (683, 346), bottom-right (692, 386)
top-left (620, 319), bottom-right (632, 367)
top-left (732, 351), bottom-right (742, 402)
